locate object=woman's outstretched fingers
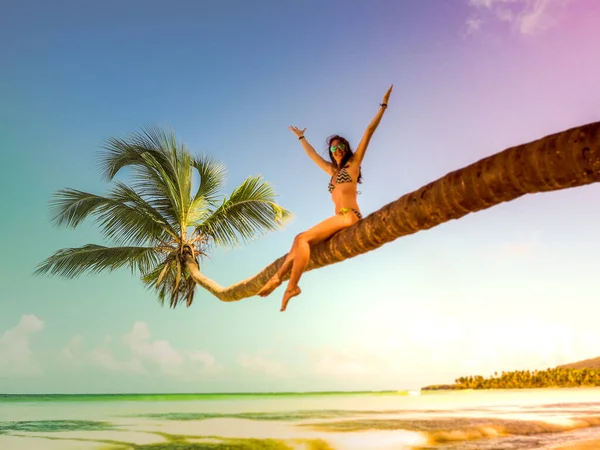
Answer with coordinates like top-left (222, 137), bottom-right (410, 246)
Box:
top-left (289, 126), bottom-right (306, 138)
top-left (383, 84), bottom-right (394, 103)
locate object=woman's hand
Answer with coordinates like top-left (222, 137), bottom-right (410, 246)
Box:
top-left (289, 126), bottom-right (306, 138)
top-left (381, 84), bottom-right (394, 106)
top-left (291, 125), bottom-right (332, 174)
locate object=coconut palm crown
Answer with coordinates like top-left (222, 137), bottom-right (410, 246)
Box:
top-left (35, 127), bottom-right (292, 308)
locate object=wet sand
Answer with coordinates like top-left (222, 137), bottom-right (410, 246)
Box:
top-left (553, 440), bottom-right (600, 450)
top-left (2, 389), bottom-right (600, 450)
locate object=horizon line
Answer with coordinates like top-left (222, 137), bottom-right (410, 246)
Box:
top-left (0, 389), bottom-right (413, 396)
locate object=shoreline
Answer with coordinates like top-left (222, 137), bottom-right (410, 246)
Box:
top-left (4, 386), bottom-right (600, 395)
top-left (0, 390), bottom-right (411, 401)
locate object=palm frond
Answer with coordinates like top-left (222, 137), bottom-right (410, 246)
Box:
top-left (155, 256), bottom-right (174, 288)
top-left (98, 126), bottom-right (183, 227)
top-left (98, 126), bottom-right (175, 181)
top-left (106, 182), bottom-right (179, 243)
top-left (49, 184), bottom-right (177, 246)
top-left (34, 245), bottom-right (161, 278)
top-left (182, 276), bottom-right (197, 307)
top-left (192, 155), bottom-right (227, 205)
top-left (172, 143), bottom-right (193, 229)
top-left (195, 175), bottom-right (292, 248)
top-left (140, 257), bottom-right (198, 308)
top-left (49, 188), bottom-right (108, 228)
top-left (186, 155), bottom-right (228, 225)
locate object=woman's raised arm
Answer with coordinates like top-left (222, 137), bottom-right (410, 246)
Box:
top-left (289, 126), bottom-right (334, 175)
top-left (353, 84), bottom-right (394, 166)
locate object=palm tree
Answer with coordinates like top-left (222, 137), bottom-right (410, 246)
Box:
top-left (447, 366), bottom-right (600, 389)
top-left (35, 126), bottom-right (292, 308)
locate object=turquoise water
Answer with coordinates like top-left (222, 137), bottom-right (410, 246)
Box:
top-left (1, 388), bottom-right (600, 449)
top-left (0, 391), bottom-right (399, 403)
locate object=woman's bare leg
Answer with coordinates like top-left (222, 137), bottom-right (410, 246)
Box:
top-left (257, 231), bottom-right (311, 297)
top-left (280, 212), bottom-right (358, 311)
top-left (280, 238), bottom-right (310, 311)
top-left (257, 248), bottom-right (297, 297)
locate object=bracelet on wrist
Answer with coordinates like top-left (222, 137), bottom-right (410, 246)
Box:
top-left (380, 103), bottom-right (387, 108)
top-left (299, 136), bottom-right (305, 140)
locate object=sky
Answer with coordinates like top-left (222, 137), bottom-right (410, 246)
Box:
top-left (1, 0), bottom-right (600, 394)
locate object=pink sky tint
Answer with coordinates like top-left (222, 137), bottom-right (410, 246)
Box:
top-left (466, 0), bottom-right (577, 36)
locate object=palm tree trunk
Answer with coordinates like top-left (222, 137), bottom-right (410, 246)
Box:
top-left (185, 121), bottom-right (600, 302)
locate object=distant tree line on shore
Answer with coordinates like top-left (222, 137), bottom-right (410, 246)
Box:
top-left (423, 367), bottom-right (600, 390)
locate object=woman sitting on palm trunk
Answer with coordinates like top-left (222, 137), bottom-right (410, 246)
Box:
top-left (257, 85), bottom-right (394, 312)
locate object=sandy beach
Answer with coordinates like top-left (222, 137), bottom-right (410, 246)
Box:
top-left (1, 389), bottom-right (600, 449)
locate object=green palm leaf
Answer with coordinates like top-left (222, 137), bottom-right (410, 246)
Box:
top-left (99, 126), bottom-right (182, 226)
top-left (196, 175), bottom-right (292, 248)
top-left (106, 182), bottom-right (179, 243)
top-left (171, 143), bottom-right (193, 229)
top-left (99, 126), bottom-right (176, 181)
top-left (192, 155), bottom-right (227, 205)
top-left (49, 183), bottom-right (177, 246)
top-left (35, 245), bottom-right (161, 278)
top-left (187, 155), bottom-right (228, 225)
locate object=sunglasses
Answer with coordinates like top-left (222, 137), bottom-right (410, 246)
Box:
top-left (330, 144), bottom-right (347, 153)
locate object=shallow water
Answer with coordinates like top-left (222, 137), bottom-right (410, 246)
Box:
top-left (1, 388), bottom-right (600, 449)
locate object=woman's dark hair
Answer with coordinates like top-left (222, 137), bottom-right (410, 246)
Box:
top-left (326, 134), bottom-right (362, 183)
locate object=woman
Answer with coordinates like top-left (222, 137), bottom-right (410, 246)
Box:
top-left (257, 85), bottom-right (394, 312)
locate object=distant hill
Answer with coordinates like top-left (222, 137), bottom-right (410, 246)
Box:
top-left (557, 356), bottom-right (600, 369)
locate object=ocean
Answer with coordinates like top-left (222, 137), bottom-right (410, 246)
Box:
top-left (1, 388), bottom-right (600, 449)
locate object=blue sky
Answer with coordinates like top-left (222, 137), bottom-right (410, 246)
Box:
top-left (1, 0), bottom-right (600, 394)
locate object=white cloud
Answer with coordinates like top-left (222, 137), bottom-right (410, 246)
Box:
top-left (304, 344), bottom-right (391, 377)
top-left (237, 344), bottom-right (391, 384)
top-left (237, 352), bottom-right (290, 378)
top-left (465, 17), bottom-right (484, 35)
top-left (469, 0), bottom-right (498, 7)
top-left (61, 322), bottom-right (222, 380)
top-left (495, 6), bottom-right (514, 21)
top-left (0, 315), bottom-right (44, 377)
top-left (469, 0), bottom-right (522, 6)
top-left (89, 340), bottom-right (145, 374)
top-left (188, 350), bottom-right (217, 367)
top-left (517, 0), bottom-right (561, 35)
top-left (61, 334), bottom-right (84, 361)
top-left (122, 322), bottom-right (185, 375)
top-left (465, 0), bottom-right (570, 36)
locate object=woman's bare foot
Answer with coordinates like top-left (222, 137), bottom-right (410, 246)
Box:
top-left (257, 274), bottom-right (281, 297)
top-left (280, 286), bottom-right (301, 312)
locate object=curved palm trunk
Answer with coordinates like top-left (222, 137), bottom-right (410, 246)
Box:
top-left (185, 121), bottom-right (600, 302)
